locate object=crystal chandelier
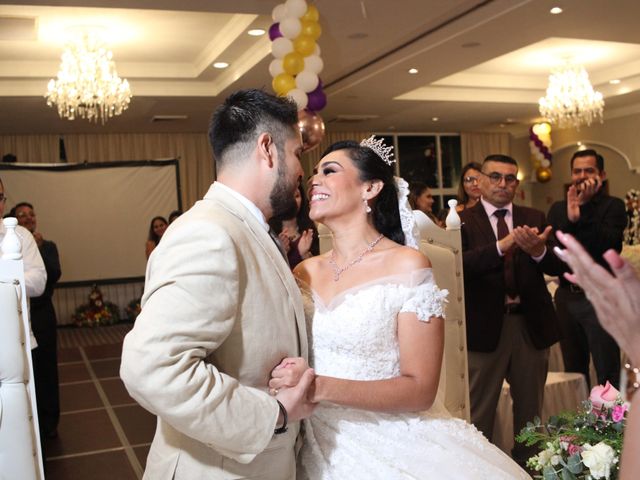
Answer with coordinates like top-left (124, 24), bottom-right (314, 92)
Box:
top-left (538, 61), bottom-right (604, 129)
top-left (45, 33), bottom-right (132, 124)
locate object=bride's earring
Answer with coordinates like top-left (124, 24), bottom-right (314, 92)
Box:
top-left (363, 198), bottom-right (372, 213)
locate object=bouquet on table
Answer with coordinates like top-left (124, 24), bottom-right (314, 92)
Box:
top-left (72, 284), bottom-right (121, 327)
top-left (517, 382), bottom-right (627, 480)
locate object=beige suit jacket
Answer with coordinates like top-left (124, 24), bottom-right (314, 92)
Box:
top-left (120, 183), bottom-right (308, 479)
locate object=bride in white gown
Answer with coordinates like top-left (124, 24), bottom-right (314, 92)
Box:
top-left (270, 137), bottom-right (530, 479)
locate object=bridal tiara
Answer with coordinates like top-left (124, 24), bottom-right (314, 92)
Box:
top-left (360, 135), bottom-right (395, 166)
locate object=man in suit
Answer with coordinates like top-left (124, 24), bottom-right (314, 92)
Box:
top-left (548, 149), bottom-right (626, 388)
top-left (12, 202), bottom-right (62, 443)
top-left (460, 154), bottom-right (562, 465)
top-left (121, 89), bottom-right (316, 480)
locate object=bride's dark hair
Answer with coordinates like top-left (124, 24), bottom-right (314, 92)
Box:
top-left (321, 140), bottom-right (405, 245)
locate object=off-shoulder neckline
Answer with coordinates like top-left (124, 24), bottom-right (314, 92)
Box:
top-left (297, 268), bottom-right (435, 311)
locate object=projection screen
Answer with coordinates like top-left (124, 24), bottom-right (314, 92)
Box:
top-left (0, 160), bottom-right (181, 284)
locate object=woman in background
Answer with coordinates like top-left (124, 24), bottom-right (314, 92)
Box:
top-left (145, 216), bottom-right (168, 259)
top-left (408, 182), bottom-right (439, 225)
top-left (269, 184), bottom-right (319, 269)
top-left (456, 161), bottom-right (482, 212)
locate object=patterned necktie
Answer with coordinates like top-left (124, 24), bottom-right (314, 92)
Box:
top-left (494, 209), bottom-right (518, 297)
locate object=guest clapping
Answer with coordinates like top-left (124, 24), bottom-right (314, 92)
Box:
top-left (145, 216), bottom-right (168, 259)
top-left (269, 184), bottom-right (318, 269)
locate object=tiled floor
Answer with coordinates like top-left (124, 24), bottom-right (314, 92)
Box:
top-left (44, 342), bottom-right (156, 479)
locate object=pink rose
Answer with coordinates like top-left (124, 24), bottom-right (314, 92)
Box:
top-left (567, 444), bottom-right (583, 456)
top-left (611, 404), bottom-right (627, 422)
top-left (590, 382), bottom-right (620, 410)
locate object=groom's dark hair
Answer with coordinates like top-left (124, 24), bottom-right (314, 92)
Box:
top-left (208, 89), bottom-right (298, 172)
top-left (321, 140), bottom-right (405, 246)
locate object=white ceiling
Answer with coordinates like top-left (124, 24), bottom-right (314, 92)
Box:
top-left (1, 0), bottom-right (639, 136)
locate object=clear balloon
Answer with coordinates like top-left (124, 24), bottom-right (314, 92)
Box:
top-left (287, 88), bottom-right (308, 110)
top-left (272, 4), bottom-right (288, 22)
top-left (282, 51), bottom-right (305, 75)
top-left (269, 58), bottom-right (284, 77)
top-left (268, 23), bottom-right (282, 41)
top-left (295, 70), bottom-right (319, 93)
top-left (297, 109), bottom-right (326, 152)
top-left (280, 17), bottom-right (302, 39)
top-left (272, 73), bottom-right (296, 96)
top-left (271, 37), bottom-right (293, 58)
top-left (285, 0), bottom-right (308, 18)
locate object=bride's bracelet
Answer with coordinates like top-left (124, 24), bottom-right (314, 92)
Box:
top-left (625, 362), bottom-right (640, 400)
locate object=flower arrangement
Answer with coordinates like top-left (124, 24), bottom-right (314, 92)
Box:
top-left (517, 382), bottom-right (627, 479)
top-left (125, 297), bottom-right (141, 322)
top-left (72, 284), bottom-right (121, 327)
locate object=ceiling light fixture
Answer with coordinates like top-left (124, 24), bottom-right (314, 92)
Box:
top-left (432, 117), bottom-right (439, 122)
top-left (213, 62), bottom-right (229, 69)
top-left (45, 32), bottom-right (131, 124)
top-left (550, 7), bottom-right (563, 14)
top-left (539, 61), bottom-right (604, 129)
top-left (408, 68), bottom-right (418, 74)
top-left (609, 79), bottom-right (621, 84)
top-left (247, 29), bottom-right (265, 36)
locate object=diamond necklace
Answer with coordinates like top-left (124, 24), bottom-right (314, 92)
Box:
top-left (329, 233), bottom-right (384, 281)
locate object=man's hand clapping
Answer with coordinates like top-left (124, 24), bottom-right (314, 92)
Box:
top-left (512, 225), bottom-right (552, 258)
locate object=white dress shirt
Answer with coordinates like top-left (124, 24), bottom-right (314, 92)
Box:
top-left (0, 223), bottom-right (47, 297)
top-left (214, 181), bottom-right (269, 232)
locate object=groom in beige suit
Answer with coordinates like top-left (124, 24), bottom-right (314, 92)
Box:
top-left (121, 89), bottom-right (315, 479)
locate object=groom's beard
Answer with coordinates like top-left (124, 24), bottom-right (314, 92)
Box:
top-left (269, 161), bottom-right (298, 220)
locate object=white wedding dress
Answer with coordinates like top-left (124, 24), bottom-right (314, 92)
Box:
top-left (298, 269), bottom-right (530, 480)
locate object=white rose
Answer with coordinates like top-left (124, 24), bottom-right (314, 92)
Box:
top-left (537, 448), bottom-right (554, 467)
top-left (581, 442), bottom-right (617, 479)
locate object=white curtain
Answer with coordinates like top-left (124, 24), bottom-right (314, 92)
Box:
top-left (0, 135), bottom-right (60, 164)
top-left (460, 132), bottom-right (511, 165)
top-left (0, 133), bottom-right (214, 210)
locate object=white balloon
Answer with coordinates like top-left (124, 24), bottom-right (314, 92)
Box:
top-left (287, 88), bottom-right (308, 110)
top-left (536, 151), bottom-right (544, 161)
top-left (279, 17), bottom-right (301, 39)
top-left (272, 4), bottom-right (288, 22)
top-left (314, 44), bottom-right (321, 56)
top-left (541, 159), bottom-right (551, 168)
top-left (295, 70), bottom-right (319, 93)
top-left (285, 0), bottom-right (308, 18)
top-left (304, 54), bottom-right (324, 74)
top-left (269, 58), bottom-right (284, 77)
top-left (271, 37), bottom-right (293, 59)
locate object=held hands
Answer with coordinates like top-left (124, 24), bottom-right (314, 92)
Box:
top-left (554, 231), bottom-right (640, 365)
top-left (270, 357), bottom-right (317, 421)
top-left (512, 225), bottom-right (552, 258)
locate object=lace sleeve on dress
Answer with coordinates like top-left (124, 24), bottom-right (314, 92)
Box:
top-left (399, 282), bottom-right (448, 322)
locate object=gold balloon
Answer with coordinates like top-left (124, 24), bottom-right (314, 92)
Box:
top-left (302, 5), bottom-right (320, 22)
top-left (293, 34), bottom-right (316, 57)
top-left (300, 20), bottom-right (322, 40)
top-left (536, 166), bottom-right (552, 183)
top-left (272, 73), bottom-right (296, 96)
top-left (282, 51), bottom-right (305, 76)
top-left (297, 109), bottom-right (325, 152)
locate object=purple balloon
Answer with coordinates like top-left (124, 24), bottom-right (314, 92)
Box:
top-left (307, 88), bottom-right (327, 111)
top-left (269, 23), bottom-right (282, 41)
